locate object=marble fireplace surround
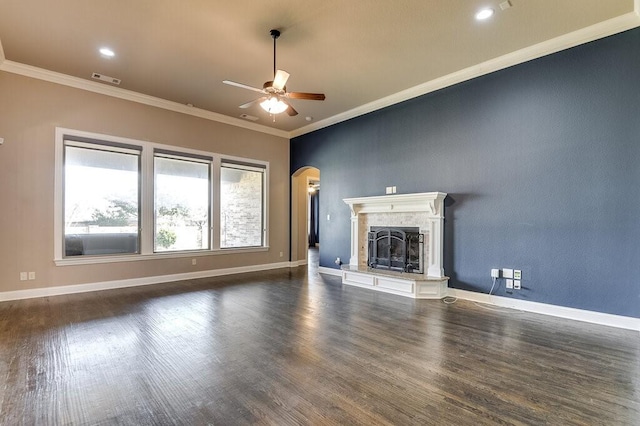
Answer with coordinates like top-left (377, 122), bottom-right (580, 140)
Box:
top-left (341, 192), bottom-right (448, 299)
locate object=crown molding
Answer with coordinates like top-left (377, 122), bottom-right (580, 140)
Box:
top-left (0, 60), bottom-right (289, 139)
top-left (290, 11), bottom-right (640, 138)
top-left (2, 7), bottom-right (639, 140)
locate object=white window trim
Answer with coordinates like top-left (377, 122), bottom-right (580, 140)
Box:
top-left (54, 127), bottom-right (269, 266)
top-left (219, 158), bottom-right (269, 249)
top-left (153, 151), bottom-right (213, 252)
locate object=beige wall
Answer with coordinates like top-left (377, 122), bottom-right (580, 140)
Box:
top-left (0, 71), bottom-right (290, 292)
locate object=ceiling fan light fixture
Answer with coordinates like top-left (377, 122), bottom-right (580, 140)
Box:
top-left (260, 96), bottom-right (288, 114)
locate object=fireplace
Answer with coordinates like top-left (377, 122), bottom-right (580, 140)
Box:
top-left (341, 192), bottom-right (448, 299)
top-left (368, 227), bottom-right (423, 273)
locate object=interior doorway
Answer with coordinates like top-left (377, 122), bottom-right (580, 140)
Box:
top-left (291, 166), bottom-right (320, 268)
top-left (308, 179), bottom-right (320, 248)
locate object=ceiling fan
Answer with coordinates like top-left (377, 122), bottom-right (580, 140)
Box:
top-left (223, 29), bottom-right (325, 117)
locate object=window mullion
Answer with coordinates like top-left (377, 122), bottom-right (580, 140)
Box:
top-left (140, 148), bottom-right (155, 255)
top-left (212, 157), bottom-right (221, 250)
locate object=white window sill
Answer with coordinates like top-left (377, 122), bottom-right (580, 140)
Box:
top-left (54, 246), bottom-right (269, 266)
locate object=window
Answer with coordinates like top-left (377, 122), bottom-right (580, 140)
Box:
top-left (55, 128), bottom-right (269, 264)
top-left (154, 151), bottom-right (211, 252)
top-left (63, 140), bottom-right (141, 257)
top-left (220, 161), bottom-right (265, 248)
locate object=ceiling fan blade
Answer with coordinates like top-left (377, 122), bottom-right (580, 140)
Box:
top-left (272, 70), bottom-right (290, 90)
top-left (223, 80), bottom-right (265, 94)
top-left (286, 104), bottom-right (299, 116)
top-left (286, 92), bottom-right (326, 101)
top-left (239, 97), bottom-right (265, 109)
top-left (279, 98), bottom-right (298, 116)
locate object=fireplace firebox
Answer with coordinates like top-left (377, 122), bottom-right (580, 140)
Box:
top-left (367, 226), bottom-right (423, 273)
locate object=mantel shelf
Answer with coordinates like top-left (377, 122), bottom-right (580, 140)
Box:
top-left (343, 192), bottom-right (447, 216)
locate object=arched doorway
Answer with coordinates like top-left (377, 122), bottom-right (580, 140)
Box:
top-left (291, 166), bottom-right (320, 267)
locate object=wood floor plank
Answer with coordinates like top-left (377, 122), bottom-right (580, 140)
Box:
top-left (0, 262), bottom-right (638, 425)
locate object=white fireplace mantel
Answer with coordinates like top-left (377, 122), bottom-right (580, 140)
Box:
top-left (343, 192), bottom-right (447, 217)
top-left (343, 192), bottom-right (447, 280)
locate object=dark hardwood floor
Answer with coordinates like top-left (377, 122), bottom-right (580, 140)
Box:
top-left (0, 258), bottom-right (638, 425)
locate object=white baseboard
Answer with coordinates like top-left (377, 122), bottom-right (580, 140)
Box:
top-left (0, 261), bottom-right (292, 302)
top-left (316, 271), bottom-right (639, 331)
top-left (4, 264), bottom-right (635, 332)
top-left (290, 260), bottom-right (308, 267)
top-left (448, 288), bottom-right (640, 332)
top-left (318, 266), bottom-right (342, 277)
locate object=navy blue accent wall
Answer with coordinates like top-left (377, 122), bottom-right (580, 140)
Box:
top-left (291, 28), bottom-right (640, 318)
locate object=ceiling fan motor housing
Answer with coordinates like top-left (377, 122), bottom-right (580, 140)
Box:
top-left (263, 81), bottom-right (286, 94)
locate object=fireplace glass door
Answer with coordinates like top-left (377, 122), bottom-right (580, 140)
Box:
top-left (368, 227), bottom-right (423, 273)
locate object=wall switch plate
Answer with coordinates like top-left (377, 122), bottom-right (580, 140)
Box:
top-left (514, 270), bottom-right (522, 279)
top-left (327, 214), bottom-right (331, 221)
top-left (192, 259), bottom-right (197, 265)
top-left (503, 268), bottom-right (513, 279)
top-left (20, 272), bottom-right (27, 281)
top-left (392, 186), bottom-right (397, 193)
top-left (491, 269), bottom-right (500, 278)
top-left (514, 280), bottom-right (521, 289)
top-left (506, 279), bottom-right (514, 289)
top-left (386, 186), bottom-right (393, 194)
top-left (28, 272), bottom-right (36, 280)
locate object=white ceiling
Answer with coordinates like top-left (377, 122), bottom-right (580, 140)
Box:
top-left (0, 1), bottom-right (638, 137)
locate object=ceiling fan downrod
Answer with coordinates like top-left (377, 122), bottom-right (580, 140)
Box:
top-left (270, 29), bottom-right (280, 78)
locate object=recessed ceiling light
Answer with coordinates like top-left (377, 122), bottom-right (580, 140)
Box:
top-left (99, 47), bottom-right (115, 57)
top-left (475, 8), bottom-right (494, 20)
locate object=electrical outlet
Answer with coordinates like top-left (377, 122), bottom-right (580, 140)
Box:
top-left (386, 186), bottom-right (393, 194)
top-left (28, 272), bottom-right (36, 280)
top-left (503, 268), bottom-right (513, 279)
top-left (279, 251), bottom-right (283, 257)
top-left (514, 280), bottom-right (521, 289)
top-left (491, 269), bottom-right (500, 278)
top-left (192, 259), bottom-right (197, 265)
top-left (20, 272), bottom-right (27, 281)
top-left (506, 279), bottom-right (514, 289)
top-left (514, 270), bottom-right (522, 279)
